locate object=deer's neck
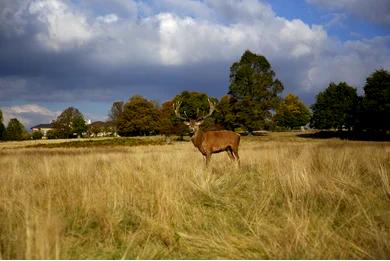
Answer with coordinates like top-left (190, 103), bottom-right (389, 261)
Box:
top-left (191, 129), bottom-right (204, 149)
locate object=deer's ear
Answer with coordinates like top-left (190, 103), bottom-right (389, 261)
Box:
top-left (184, 121), bottom-right (190, 126)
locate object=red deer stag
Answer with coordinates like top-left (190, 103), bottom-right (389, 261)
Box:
top-left (174, 98), bottom-right (240, 167)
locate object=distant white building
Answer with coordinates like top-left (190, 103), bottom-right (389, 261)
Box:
top-left (31, 123), bottom-right (53, 137)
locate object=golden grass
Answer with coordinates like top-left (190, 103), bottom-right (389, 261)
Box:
top-left (0, 133), bottom-right (389, 259)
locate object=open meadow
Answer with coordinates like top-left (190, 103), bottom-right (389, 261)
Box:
top-left (0, 132), bottom-right (389, 259)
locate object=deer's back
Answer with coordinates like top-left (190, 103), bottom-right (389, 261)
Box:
top-left (202, 130), bottom-right (240, 152)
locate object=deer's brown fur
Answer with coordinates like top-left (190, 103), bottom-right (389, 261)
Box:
top-left (190, 126), bottom-right (240, 166)
top-left (174, 98), bottom-right (241, 167)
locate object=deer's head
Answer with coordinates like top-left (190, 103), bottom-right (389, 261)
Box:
top-left (183, 119), bottom-right (202, 134)
top-left (173, 98), bottom-right (215, 134)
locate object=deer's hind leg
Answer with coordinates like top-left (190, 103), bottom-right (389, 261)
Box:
top-left (226, 148), bottom-right (235, 161)
top-left (232, 147), bottom-right (240, 167)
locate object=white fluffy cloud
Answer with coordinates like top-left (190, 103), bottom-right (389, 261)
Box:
top-left (28, 0), bottom-right (93, 51)
top-left (81, 0), bottom-right (329, 69)
top-left (304, 36), bottom-right (390, 92)
top-left (1, 104), bottom-right (60, 127)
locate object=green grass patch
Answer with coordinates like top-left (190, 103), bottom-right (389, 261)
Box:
top-left (27, 137), bottom-right (166, 148)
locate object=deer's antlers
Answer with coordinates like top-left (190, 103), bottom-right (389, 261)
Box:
top-left (173, 100), bottom-right (187, 120)
top-left (197, 98), bottom-right (215, 121)
top-left (173, 98), bottom-right (215, 122)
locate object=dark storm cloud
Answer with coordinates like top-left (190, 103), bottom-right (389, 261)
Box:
top-left (1, 57), bottom-right (230, 103)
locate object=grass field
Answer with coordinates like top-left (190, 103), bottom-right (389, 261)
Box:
top-left (0, 132), bottom-right (389, 259)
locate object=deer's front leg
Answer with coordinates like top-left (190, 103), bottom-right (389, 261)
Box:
top-left (205, 153), bottom-right (211, 167)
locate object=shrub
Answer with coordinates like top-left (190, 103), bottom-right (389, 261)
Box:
top-left (32, 131), bottom-right (44, 140)
top-left (46, 130), bottom-right (59, 139)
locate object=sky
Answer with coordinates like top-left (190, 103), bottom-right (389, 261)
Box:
top-left (1, 0), bottom-right (389, 129)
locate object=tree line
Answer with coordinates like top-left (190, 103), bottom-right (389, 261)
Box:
top-left (311, 70), bottom-right (390, 134)
top-left (0, 114), bottom-right (31, 141)
top-left (1, 50), bottom-right (389, 141)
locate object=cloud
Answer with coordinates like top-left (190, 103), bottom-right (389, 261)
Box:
top-left (0, 0), bottom-right (30, 37)
top-left (0, 0), bottom-right (389, 114)
top-left (0, 77), bottom-right (28, 100)
top-left (96, 14), bottom-right (119, 24)
top-left (306, 0), bottom-right (390, 26)
top-left (145, 0), bottom-right (215, 20)
top-left (78, 0), bottom-right (139, 19)
top-left (1, 104), bottom-right (60, 128)
top-left (302, 36), bottom-right (390, 93)
top-left (28, 0), bottom-right (94, 51)
top-left (324, 13), bottom-right (347, 29)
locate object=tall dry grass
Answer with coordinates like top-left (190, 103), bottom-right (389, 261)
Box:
top-left (0, 133), bottom-right (389, 259)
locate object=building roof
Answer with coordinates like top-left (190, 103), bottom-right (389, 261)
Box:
top-left (31, 123), bottom-right (53, 129)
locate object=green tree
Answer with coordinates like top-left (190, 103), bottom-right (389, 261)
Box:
top-left (159, 100), bottom-right (187, 138)
top-left (214, 95), bottom-right (237, 131)
top-left (88, 121), bottom-right (104, 137)
top-left (173, 91), bottom-right (218, 130)
top-left (103, 122), bottom-right (115, 136)
top-left (5, 118), bottom-right (26, 141)
top-left (73, 116), bottom-right (87, 137)
top-left (311, 82), bottom-right (358, 131)
top-left (108, 101), bottom-right (124, 132)
top-left (109, 101), bottom-right (124, 121)
top-left (52, 107), bottom-right (87, 138)
top-left (46, 129), bottom-right (59, 139)
top-left (228, 50), bottom-right (284, 131)
top-left (0, 110), bottom-right (5, 140)
top-left (32, 131), bottom-right (44, 140)
top-left (117, 95), bottom-right (161, 136)
top-left (87, 121), bottom-right (114, 137)
top-left (274, 94), bottom-right (311, 129)
top-left (361, 69), bottom-right (390, 133)
top-left (0, 122), bottom-right (4, 140)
